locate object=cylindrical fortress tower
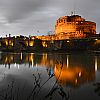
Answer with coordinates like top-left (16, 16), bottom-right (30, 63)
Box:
top-left (55, 15), bottom-right (96, 38)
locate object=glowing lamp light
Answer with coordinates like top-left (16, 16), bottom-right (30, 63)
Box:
top-left (95, 39), bottom-right (98, 41)
top-left (67, 40), bottom-right (70, 43)
top-left (79, 72), bottom-right (81, 77)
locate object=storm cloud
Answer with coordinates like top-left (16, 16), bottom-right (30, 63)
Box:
top-left (0, 0), bottom-right (99, 37)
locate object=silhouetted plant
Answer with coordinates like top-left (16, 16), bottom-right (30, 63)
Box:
top-left (44, 62), bottom-right (70, 100)
top-left (0, 80), bottom-right (15, 100)
top-left (0, 62), bottom-right (70, 100)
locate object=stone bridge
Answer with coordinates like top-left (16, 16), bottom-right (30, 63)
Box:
top-left (0, 37), bottom-right (34, 52)
top-left (0, 37), bottom-right (100, 52)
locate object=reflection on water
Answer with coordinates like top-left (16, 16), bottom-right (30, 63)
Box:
top-left (0, 52), bottom-right (100, 100)
top-left (95, 56), bottom-right (98, 72)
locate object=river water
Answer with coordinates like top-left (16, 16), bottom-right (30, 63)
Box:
top-left (0, 52), bottom-right (100, 100)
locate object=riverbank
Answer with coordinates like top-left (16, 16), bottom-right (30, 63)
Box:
top-left (0, 36), bottom-right (100, 53)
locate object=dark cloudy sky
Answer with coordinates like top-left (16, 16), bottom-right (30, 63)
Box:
top-left (0, 0), bottom-right (99, 37)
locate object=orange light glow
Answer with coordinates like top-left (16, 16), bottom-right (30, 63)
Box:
top-left (54, 63), bottom-right (95, 87)
top-left (55, 15), bottom-right (96, 39)
top-left (54, 66), bottom-right (82, 85)
top-left (35, 15), bottom-right (96, 40)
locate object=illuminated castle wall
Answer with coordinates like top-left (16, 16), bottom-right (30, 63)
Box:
top-left (55, 15), bottom-right (96, 39)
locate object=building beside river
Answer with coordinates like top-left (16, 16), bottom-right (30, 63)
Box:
top-left (0, 14), bottom-right (99, 52)
top-left (34, 14), bottom-right (96, 40)
top-left (55, 14), bottom-right (96, 39)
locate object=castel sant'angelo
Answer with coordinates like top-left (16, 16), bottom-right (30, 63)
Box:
top-left (36, 13), bottom-right (96, 40)
top-left (0, 13), bottom-right (99, 52)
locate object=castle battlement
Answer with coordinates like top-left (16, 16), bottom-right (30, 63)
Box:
top-left (55, 15), bottom-right (96, 38)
